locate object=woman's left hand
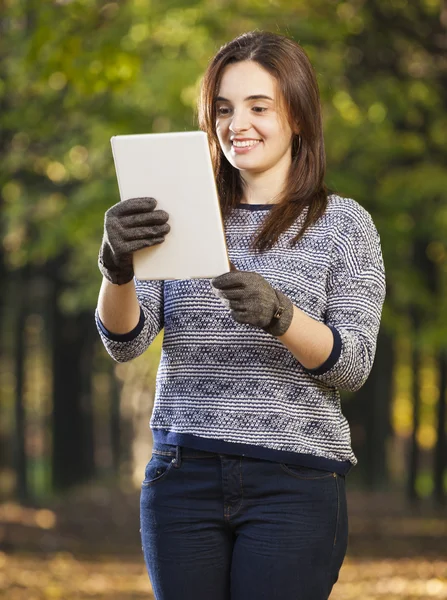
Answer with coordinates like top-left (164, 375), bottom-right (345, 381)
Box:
top-left (210, 269), bottom-right (294, 336)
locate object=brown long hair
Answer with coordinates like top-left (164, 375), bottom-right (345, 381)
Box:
top-left (198, 30), bottom-right (328, 251)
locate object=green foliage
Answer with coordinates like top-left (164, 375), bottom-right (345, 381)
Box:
top-left (1, 0), bottom-right (446, 349)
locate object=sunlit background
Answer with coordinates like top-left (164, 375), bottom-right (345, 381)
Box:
top-left (0, 0), bottom-right (446, 598)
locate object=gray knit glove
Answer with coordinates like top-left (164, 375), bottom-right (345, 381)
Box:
top-left (98, 197), bottom-right (170, 285)
top-left (210, 270), bottom-right (294, 336)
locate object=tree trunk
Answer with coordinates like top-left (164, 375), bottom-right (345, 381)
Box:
top-left (407, 325), bottom-right (421, 503)
top-left (13, 269), bottom-right (29, 503)
top-left (110, 366), bottom-right (121, 475)
top-left (434, 350), bottom-right (446, 506)
top-left (50, 275), bottom-right (96, 491)
top-left (365, 328), bottom-right (394, 489)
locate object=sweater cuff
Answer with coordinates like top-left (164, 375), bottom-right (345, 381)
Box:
top-left (96, 306), bottom-right (145, 342)
top-left (304, 325), bottom-right (342, 376)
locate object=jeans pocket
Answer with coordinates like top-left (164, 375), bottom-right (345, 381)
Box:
top-left (142, 452), bottom-right (176, 487)
top-left (279, 463), bottom-right (336, 480)
top-left (328, 474), bottom-right (348, 592)
top-left (332, 474), bottom-right (347, 549)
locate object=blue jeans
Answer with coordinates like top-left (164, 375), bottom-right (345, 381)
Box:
top-left (140, 443), bottom-right (348, 600)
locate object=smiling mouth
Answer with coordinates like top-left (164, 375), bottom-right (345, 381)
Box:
top-left (232, 140), bottom-right (262, 148)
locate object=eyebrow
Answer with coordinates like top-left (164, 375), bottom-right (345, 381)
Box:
top-left (215, 94), bottom-right (274, 102)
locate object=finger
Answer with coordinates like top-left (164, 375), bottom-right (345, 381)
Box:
top-left (230, 309), bottom-right (249, 324)
top-left (120, 210), bottom-right (170, 228)
top-left (213, 288), bottom-right (244, 301)
top-left (218, 297), bottom-right (231, 309)
top-left (212, 286), bottom-right (244, 307)
top-left (210, 283), bottom-right (239, 300)
top-left (113, 197), bottom-right (158, 216)
top-left (122, 224), bottom-right (170, 241)
top-left (211, 272), bottom-right (246, 290)
top-left (124, 237), bottom-right (166, 254)
top-left (228, 300), bottom-right (246, 312)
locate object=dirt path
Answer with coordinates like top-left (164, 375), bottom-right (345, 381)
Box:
top-left (0, 486), bottom-right (445, 599)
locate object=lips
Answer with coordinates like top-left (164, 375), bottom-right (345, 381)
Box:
top-left (231, 140), bottom-right (262, 155)
top-left (231, 139), bottom-right (262, 148)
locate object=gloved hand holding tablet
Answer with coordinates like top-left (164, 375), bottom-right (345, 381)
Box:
top-left (109, 131), bottom-right (230, 280)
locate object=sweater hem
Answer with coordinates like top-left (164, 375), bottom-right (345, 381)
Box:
top-left (152, 429), bottom-right (353, 475)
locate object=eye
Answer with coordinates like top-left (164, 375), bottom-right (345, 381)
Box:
top-left (216, 106), bottom-right (232, 116)
top-left (252, 106), bottom-right (267, 113)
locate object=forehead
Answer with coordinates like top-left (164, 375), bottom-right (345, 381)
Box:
top-left (217, 60), bottom-right (277, 99)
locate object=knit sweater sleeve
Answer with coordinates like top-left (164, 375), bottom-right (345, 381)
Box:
top-left (304, 206), bottom-right (386, 392)
top-left (95, 278), bottom-right (164, 362)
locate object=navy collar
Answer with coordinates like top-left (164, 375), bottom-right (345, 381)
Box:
top-left (236, 203), bottom-right (275, 211)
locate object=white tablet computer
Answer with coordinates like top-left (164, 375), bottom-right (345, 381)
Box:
top-left (110, 131), bottom-right (230, 280)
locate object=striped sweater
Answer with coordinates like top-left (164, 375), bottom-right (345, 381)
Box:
top-left (96, 195), bottom-right (386, 475)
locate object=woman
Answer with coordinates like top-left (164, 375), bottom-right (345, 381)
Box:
top-left (96, 31), bottom-right (386, 600)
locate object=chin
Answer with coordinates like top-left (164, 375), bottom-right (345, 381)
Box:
top-left (236, 159), bottom-right (267, 171)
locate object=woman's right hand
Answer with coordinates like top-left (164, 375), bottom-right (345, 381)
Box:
top-left (98, 196), bottom-right (170, 285)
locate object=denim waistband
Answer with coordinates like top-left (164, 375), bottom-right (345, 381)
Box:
top-left (152, 441), bottom-right (348, 475)
top-left (152, 443), bottom-right (218, 460)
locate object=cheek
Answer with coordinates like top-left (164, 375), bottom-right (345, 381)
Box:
top-left (256, 118), bottom-right (278, 140)
top-left (215, 122), bottom-right (229, 148)
top-left (263, 121), bottom-right (293, 150)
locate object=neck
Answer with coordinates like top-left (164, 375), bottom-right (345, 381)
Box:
top-left (239, 153), bottom-right (291, 205)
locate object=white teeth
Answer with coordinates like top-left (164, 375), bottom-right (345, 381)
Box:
top-left (232, 140), bottom-right (261, 148)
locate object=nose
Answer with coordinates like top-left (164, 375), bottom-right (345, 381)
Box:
top-left (229, 109), bottom-right (250, 134)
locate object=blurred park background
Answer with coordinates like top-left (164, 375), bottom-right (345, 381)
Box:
top-left (0, 0), bottom-right (446, 598)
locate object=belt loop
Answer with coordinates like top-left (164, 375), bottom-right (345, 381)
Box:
top-left (173, 445), bottom-right (182, 468)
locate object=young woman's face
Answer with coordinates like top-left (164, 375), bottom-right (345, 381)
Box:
top-left (215, 60), bottom-right (295, 177)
